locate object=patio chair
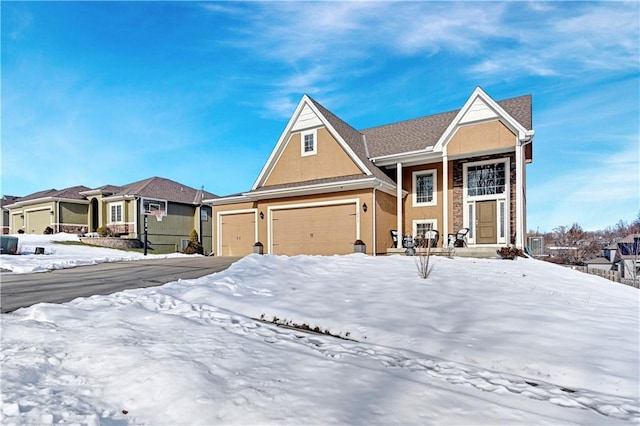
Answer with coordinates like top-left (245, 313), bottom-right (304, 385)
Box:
top-left (447, 228), bottom-right (469, 248)
top-left (416, 230), bottom-right (439, 248)
top-left (390, 230), bottom-right (399, 248)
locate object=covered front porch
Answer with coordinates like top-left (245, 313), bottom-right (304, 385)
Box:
top-left (386, 246), bottom-right (501, 258)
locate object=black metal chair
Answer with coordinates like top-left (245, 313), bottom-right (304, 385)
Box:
top-left (447, 228), bottom-right (469, 248)
top-left (390, 230), bottom-right (399, 248)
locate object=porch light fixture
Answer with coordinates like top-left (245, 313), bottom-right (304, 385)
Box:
top-left (50, 211), bottom-right (54, 215)
top-left (362, 203), bottom-right (368, 213)
top-left (259, 211), bottom-right (264, 220)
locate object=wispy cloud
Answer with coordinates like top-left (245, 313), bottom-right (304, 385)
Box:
top-left (471, 2), bottom-right (639, 78)
top-left (206, 2), bottom-right (638, 118)
top-left (528, 139), bottom-right (639, 231)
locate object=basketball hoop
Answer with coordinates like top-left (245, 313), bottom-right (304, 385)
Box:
top-left (150, 210), bottom-right (166, 222)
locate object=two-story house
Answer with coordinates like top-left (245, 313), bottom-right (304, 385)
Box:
top-left (207, 87), bottom-right (534, 256)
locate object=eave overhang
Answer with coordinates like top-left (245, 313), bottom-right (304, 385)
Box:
top-left (208, 177), bottom-right (403, 205)
top-left (6, 197), bottom-right (89, 208)
top-left (370, 147), bottom-right (441, 168)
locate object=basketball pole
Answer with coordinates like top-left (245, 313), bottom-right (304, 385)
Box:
top-left (143, 215), bottom-right (148, 256)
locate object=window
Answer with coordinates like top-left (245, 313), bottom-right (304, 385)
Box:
top-left (467, 162), bottom-right (506, 196)
top-left (413, 219), bottom-right (437, 238)
top-left (200, 209), bottom-right (208, 221)
top-left (110, 204), bottom-right (122, 223)
top-left (300, 130), bottom-right (317, 156)
top-left (412, 170), bottom-right (437, 206)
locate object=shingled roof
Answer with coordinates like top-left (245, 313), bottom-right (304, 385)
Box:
top-left (11, 186), bottom-right (91, 203)
top-left (362, 94), bottom-right (532, 158)
top-left (112, 177), bottom-right (218, 205)
top-left (304, 93), bottom-right (531, 164)
top-left (306, 96), bottom-right (394, 186)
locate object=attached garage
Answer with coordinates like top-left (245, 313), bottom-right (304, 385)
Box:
top-left (270, 201), bottom-right (358, 255)
top-left (26, 209), bottom-right (52, 234)
top-left (219, 211), bottom-right (256, 256)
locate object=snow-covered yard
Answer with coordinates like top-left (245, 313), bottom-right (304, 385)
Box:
top-left (0, 233), bottom-right (187, 274)
top-left (1, 236), bottom-right (638, 425)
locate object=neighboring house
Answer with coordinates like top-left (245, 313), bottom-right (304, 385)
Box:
top-left (5, 186), bottom-right (91, 234)
top-left (1, 196), bottom-right (20, 234)
top-left (583, 256), bottom-right (614, 272)
top-left (207, 87), bottom-right (534, 256)
top-left (584, 234), bottom-right (640, 281)
top-left (5, 177), bottom-right (218, 254)
top-left (80, 177), bottom-right (217, 254)
top-left (615, 234), bottom-right (640, 280)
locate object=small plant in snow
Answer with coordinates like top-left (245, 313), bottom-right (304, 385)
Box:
top-left (415, 237), bottom-right (435, 279)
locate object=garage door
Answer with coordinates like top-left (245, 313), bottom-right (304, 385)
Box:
top-left (220, 212), bottom-right (255, 256)
top-left (26, 209), bottom-right (51, 234)
top-left (272, 203), bottom-right (356, 255)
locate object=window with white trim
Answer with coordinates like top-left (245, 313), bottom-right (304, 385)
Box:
top-left (466, 162), bottom-right (506, 196)
top-left (300, 129), bottom-right (317, 156)
top-left (110, 204), bottom-right (123, 223)
top-left (412, 219), bottom-right (438, 238)
top-left (412, 170), bottom-right (437, 206)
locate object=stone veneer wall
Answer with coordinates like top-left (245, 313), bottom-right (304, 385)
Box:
top-left (79, 237), bottom-right (143, 249)
top-left (59, 225), bottom-right (88, 234)
top-left (452, 152), bottom-right (517, 243)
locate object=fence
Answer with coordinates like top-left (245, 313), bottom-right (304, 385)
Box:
top-left (574, 266), bottom-right (639, 288)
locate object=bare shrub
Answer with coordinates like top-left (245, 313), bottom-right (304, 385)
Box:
top-left (415, 238), bottom-right (434, 279)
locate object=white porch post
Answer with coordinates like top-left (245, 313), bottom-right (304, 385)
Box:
top-left (515, 145), bottom-right (524, 248)
top-left (442, 155), bottom-right (449, 241)
top-left (396, 162), bottom-right (403, 241)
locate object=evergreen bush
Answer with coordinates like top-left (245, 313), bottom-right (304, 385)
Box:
top-left (184, 229), bottom-right (204, 255)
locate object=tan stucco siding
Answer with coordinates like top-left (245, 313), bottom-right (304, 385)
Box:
top-left (446, 120), bottom-right (516, 157)
top-left (264, 127), bottom-right (364, 186)
top-left (402, 163), bottom-right (444, 245)
top-left (375, 190), bottom-right (396, 253)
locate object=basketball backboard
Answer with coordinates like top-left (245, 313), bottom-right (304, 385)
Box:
top-left (141, 198), bottom-right (167, 221)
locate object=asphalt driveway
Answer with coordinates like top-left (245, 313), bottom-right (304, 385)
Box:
top-left (0, 256), bottom-right (241, 313)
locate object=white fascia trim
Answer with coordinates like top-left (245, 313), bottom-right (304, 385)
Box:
top-left (253, 96), bottom-right (374, 190)
top-left (446, 146), bottom-right (514, 161)
top-left (205, 195), bottom-right (254, 206)
top-left (247, 177), bottom-right (398, 200)
top-left (435, 87), bottom-right (531, 152)
top-left (6, 197), bottom-right (89, 208)
top-left (305, 101), bottom-right (373, 177)
top-left (371, 148), bottom-right (440, 168)
top-left (252, 96), bottom-right (315, 191)
top-left (102, 195), bottom-right (135, 202)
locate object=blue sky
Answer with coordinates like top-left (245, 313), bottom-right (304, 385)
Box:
top-left (2, 1), bottom-right (638, 232)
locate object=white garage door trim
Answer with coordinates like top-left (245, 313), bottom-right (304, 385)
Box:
top-left (267, 198), bottom-right (360, 255)
top-left (217, 209), bottom-right (258, 255)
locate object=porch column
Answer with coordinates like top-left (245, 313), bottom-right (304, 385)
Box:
top-left (515, 145), bottom-right (524, 248)
top-left (396, 162), bottom-right (403, 241)
top-left (442, 155), bottom-right (449, 241)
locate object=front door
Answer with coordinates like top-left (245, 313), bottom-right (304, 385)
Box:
top-left (476, 201), bottom-right (497, 244)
